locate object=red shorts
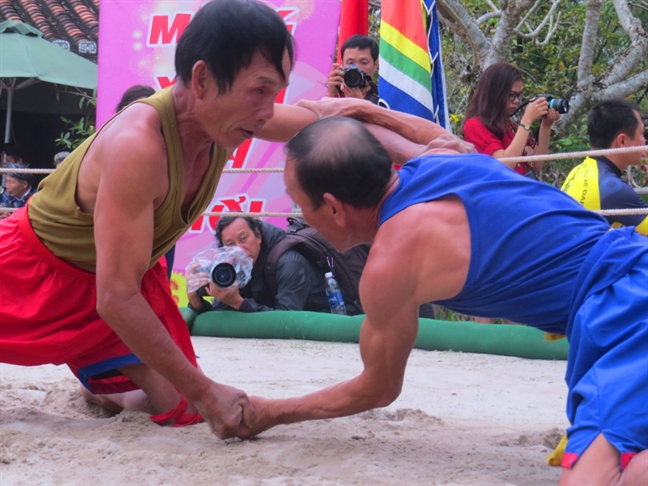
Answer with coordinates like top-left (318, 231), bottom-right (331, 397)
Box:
top-left (0, 208), bottom-right (197, 395)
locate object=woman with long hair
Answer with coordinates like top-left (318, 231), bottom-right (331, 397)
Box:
top-left (463, 62), bottom-right (560, 177)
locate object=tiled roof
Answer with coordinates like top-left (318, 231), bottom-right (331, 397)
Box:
top-left (0, 0), bottom-right (99, 61)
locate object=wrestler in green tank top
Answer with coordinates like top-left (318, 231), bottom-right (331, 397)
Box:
top-left (28, 87), bottom-right (228, 272)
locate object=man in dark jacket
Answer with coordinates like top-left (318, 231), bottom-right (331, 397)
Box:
top-left (187, 216), bottom-right (330, 313)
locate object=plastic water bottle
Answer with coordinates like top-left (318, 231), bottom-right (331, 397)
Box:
top-left (324, 272), bottom-right (347, 315)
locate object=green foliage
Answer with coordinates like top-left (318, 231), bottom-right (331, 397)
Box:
top-left (429, 1), bottom-right (648, 185)
top-left (55, 91), bottom-right (97, 150)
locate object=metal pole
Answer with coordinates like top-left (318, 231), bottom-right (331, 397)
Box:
top-left (4, 78), bottom-right (16, 144)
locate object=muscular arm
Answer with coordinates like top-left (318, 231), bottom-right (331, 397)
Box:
top-left (238, 201), bottom-right (471, 438)
top-left (239, 249), bottom-right (422, 434)
top-left (259, 99), bottom-right (475, 156)
top-left (297, 97), bottom-right (474, 153)
top-left (93, 128), bottom-right (212, 402)
top-left (89, 114), bottom-right (249, 437)
top-left (256, 103), bottom-right (320, 142)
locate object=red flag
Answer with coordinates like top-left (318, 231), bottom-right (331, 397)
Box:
top-left (337, 0), bottom-right (369, 63)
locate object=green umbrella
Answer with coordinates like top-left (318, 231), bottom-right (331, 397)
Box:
top-left (0, 20), bottom-right (98, 143)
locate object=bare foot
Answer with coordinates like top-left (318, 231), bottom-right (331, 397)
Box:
top-left (79, 385), bottom-right (124, 414)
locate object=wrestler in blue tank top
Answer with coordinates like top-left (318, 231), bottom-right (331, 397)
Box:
top-left (379, 154), bottom-right (647, 335)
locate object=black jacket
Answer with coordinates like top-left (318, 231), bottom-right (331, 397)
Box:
top-left (199, 222), bottom-right (329, 313)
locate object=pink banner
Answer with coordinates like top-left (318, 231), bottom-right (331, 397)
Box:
top-left (97, 0), bottom-right (340, 304)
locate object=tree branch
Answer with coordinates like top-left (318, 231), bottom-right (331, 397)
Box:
top-left (485, 0), bottom-right (536, 66)
top-left (604, 0), bottom-right (648, 85)
top-left (476, 11), bottom-right (501, 25)
top-left (515, 0), bottom-right (562, 40)
top-left (535, 11), bottom-right (562, 46)
top-left (436, 0), bottom-right (491, 68)
top-left (603, 69), bottom-right (648, 98)
top-left (577, 0), bottom-right (604, 89)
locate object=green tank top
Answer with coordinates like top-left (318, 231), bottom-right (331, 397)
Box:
top-left (29, 87), bottom-right (228, 272)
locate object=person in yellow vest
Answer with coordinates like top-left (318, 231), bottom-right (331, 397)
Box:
top-left (562, 98), bottom-right (647, 235)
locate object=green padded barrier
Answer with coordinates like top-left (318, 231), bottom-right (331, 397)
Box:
top-left (184, 309), bottom-right (569, 360)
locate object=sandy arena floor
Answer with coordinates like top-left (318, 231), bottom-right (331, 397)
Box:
top-left (0, 336), bottom-right (569, 485)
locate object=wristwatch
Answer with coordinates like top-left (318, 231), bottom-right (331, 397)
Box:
top-left (518, 122), bottom-right (532, 131)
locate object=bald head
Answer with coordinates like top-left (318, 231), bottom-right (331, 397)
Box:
top-left (285, 117), bottom-right (394, 209)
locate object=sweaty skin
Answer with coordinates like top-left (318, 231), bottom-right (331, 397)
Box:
top-left (81, 50), bottom-right (290, 438)
top-left (238, 157), bottom-right (471, 434)
top-left (236, 123), bottom-right (648, 484)
top-left (264, 97), bottom-right (474, 162)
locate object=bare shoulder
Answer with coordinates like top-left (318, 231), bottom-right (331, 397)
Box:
top-left (95, 103), bottom-right (167, 168)
top-left (78, 103), bottom-right (169, 212)
top-left (364, 198), bottom-right (471, 304)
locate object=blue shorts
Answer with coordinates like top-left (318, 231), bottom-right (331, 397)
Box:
top-left (563, 252), bottom-right (648, 469)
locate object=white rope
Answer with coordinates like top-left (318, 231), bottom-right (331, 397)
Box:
top-left (596, 208), bottom-right (648, 216)
top-left (0, 167), bottom-right (54, 174)
top-left (500, 144), bottom-right (647, 164)
top-left (2, 206), bottom-right (646, 217)
top-left (2, 146), bottom-right (646, 218)
top-left (2, 145), bottom-right (646, 174)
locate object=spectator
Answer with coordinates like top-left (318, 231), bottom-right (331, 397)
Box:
top-left (116, 85), bottom-right (156, 112)
top-left (53, 151), bottom-right (70, 169)
top-left (1, 144), bottom-right (25, 187)
top-left (187, 216), bottom-right (330, 313)
top-left (562, 99), bottom-right (647, 235)
top-left (0, 166), bottom-right (36, 219)
top-left (2, 143), bottom-right (24, 166)
top-left (463, 62), bottom-right (560, 178)
top-left (327, 35), bottom-right (380, 104)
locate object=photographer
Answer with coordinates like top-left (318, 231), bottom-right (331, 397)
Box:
top-left (327, 35), bottom-right (380, 104)
top-left (187, 216), bottom-right (330, 313)
top-left (463, 63), bottom-right (561, 177)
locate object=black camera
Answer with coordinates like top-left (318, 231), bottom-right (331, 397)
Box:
top-left (195, 262), bottom-right (237, 289)
top-left (342, 64), bottom-right (367, 88)
top-left (210, 262), bottom-right (237, 287)
top-left (535, 94), bottom-right (570, 114)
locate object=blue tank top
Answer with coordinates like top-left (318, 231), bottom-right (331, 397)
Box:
top-left (379, 154), bottom-right (648, 334)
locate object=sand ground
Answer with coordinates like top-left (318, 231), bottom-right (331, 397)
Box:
top-left (1, 336), bottom-right (569, 485)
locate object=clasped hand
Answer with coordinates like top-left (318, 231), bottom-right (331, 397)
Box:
top-left (192, 385), bottom-right (280, 440)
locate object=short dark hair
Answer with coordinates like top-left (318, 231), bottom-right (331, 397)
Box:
top-left (587, 98), bottom-right (641, 148)
top-left (464, 62), bottom-right (522, 139)
top-left (215, 216), bottom-right (263, 246)
top-left (341, 35), bottom-right (379, 62)
top-left (175, 0), bottom-right (294, 93)
top-left (3, 143), bottom-right (22, 158)
top-left (5, 164), bottom-right (33, 186)
top-left (285, 117), bottom-right (394, 209)
top-left (116, 85), bottom-right (156, 112)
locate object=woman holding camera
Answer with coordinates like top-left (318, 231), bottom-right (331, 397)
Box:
top-left (462, 62), bottom-right (560, 177)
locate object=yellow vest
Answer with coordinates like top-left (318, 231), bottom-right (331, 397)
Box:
top-left (561, 156), bottom-right (601, 210)
top-left (28, 87), bottom-right (228, 272)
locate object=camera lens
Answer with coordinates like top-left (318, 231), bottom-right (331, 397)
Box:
top-left (343, 68), bottom-right (365, 89)
top-left (549, 98), bottom-right (570, 114)
top-left (211, 262), bottom-right (237, 287)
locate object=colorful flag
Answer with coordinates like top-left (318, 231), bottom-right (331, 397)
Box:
top-left (337, 0), bottom-right (369, 63)
top-left (379, 0), bottom-right (449, 129)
